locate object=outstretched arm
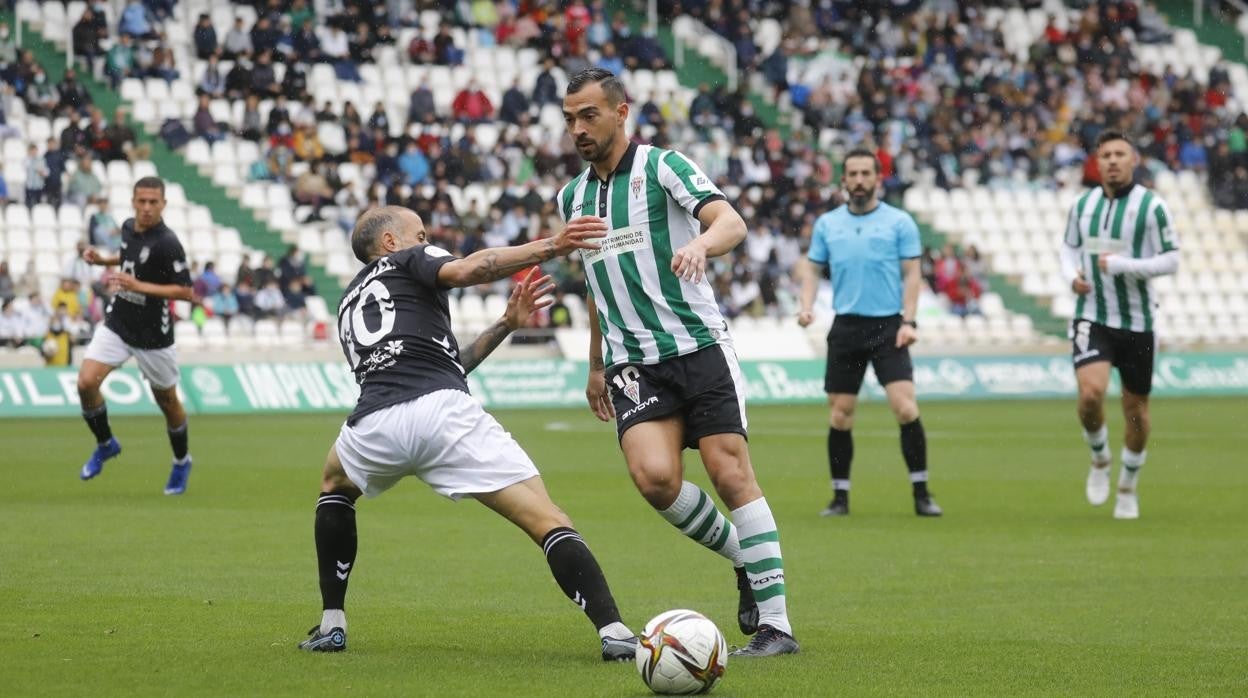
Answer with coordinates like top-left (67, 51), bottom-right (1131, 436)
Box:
top-left (458, 269), bottom-right (554, 374)
top-left (438, 216), bottom-right (605, 288)
top-left (82, 247), bottom-right (120, 267)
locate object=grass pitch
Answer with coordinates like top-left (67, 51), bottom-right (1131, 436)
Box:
top-left (2, 398), bottom-right (1246, 696)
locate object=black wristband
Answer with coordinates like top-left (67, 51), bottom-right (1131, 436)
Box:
top-left (902, 319), bottom-right (918, 329)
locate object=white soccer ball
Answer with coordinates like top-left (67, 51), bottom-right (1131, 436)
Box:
top-left (635, 609), bottom-right (727, 695)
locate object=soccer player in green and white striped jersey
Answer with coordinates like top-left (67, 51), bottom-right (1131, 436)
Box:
top-left (1060, 130), bottom-right (1180, 520)
top-left (558, 68), bottom-right (797, 657)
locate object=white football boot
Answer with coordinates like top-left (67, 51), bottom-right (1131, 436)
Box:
top-left (1114, 488), bottom-right (1139, 519)
top-left (1086, 459), bottom-right (1112, 506)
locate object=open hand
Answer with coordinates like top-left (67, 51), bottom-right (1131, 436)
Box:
top-left (555, 216), bottom-right (607, 255)
top-left (503, 268), bottom-right (555, 331)
top-left (896, 323), bottom-right (918, 348)
top-left (586, 369), bottom-right (615, 422)
top-left (671, 238), bottom-right (709, 283)
top-left (108, 272), bottom-right (140, 294)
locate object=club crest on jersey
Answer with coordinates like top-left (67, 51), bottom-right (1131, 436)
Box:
top-left (139, 246), bottom-right (151, 264)
top-left (631, 176), bottom-right (644, 198)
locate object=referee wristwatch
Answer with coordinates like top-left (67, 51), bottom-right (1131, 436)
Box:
top-left (902, 319), bottom-right (918, 329)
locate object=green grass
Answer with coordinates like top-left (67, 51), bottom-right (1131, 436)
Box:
top-left (2, 399), bottom-right (1246, 696)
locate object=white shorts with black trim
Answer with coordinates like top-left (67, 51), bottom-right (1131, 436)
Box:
top-left (334, 389), bottom-right (540, 500)
top-left (83, 324), bottom-right (181, 390)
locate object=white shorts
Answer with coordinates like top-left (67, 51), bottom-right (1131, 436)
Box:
top-left (84, 324), bottom-right (181, 390)
top-left (334, 389), bottom-right (540, 500)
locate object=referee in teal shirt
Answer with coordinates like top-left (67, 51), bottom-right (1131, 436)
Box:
top-left (798, 148), bottom-right (942, 518)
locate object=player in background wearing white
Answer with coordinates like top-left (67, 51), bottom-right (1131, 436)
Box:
top-left (1060, 130), bottom-right (1180, 519)
top-left (76, 177), bottom-right (195, 494)
top-left (299, 206), bottom-right (640, 661)
top-left (558, 68), bottom-right (797, 657)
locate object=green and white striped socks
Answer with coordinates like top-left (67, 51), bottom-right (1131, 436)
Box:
top-left (1120, 447), bottom-right (1146, 490)
top-left (733, 497), bottom-right (791, 636)
top-left (658, 481), bottom-right (741, 564)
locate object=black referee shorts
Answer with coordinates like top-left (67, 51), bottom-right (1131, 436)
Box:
top-left (824, 314), bottom-right (914, 395)
top-left (1070, 319), bottom-right (1156, 395)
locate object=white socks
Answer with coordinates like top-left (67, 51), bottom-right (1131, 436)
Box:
top-left (321, 609), bottom-right (346, 634)
top-left (1120, 448), bottom-right (1146, 491)
top-left (1083, 424), bottom-right (1111, 463)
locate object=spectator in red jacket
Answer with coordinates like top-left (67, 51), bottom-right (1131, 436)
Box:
top-left (946, 268), bottom-right (982, 318)
top-left (452, 81), bottom-right (494, 123)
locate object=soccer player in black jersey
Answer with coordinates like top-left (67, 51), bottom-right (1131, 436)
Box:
top-left (77, 177), bottom-right (195, 495)
top-left (297, 206), bottom-right (640, 661)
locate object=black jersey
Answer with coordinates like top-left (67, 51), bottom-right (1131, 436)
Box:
top-left (338, 244), bottom-right (468, 425)
top-left (103, 219), bottom-right (192, 349)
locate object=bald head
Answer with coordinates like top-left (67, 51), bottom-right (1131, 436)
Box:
top-left (351, 206), bottom-right (425, 263)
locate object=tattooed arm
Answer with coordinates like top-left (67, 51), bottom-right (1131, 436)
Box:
top-left (437, 216), bottom-right (606, 288)
top-left (459, 319), bottom-right (512, 375)
top-left (459, 270), bottom-right (555, 374)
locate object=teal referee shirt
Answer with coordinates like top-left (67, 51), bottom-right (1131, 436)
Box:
top-left (808, 202), bottom-right (921, 317)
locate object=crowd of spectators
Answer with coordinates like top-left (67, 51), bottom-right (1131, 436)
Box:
top-left (190, 243), bottom-right (317, 326)
top-left (666, 1), bottom-right (1242, 204)
top-left (3, 0), bottom-right (1243, 344)
top-left (921, 243), bottom-right (987, 317)
top-left (152, 0), bottom-right (1240, 321)
top-left (0, 240), bottom-right (104, 363)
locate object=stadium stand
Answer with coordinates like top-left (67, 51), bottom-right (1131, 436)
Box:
top-left (0, 0), bottom-right (1245, 364)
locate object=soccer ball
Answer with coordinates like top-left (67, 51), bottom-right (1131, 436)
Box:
top-left (635, 609), bottom-right (727, 695)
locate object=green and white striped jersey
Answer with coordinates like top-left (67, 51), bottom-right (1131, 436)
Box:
top-left (557, 143), bottom-right (729, 367)
top-left (1062, 183), bottom-right (1179, 332)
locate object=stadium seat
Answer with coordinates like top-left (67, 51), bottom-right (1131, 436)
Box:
top-left (305, 296), bottom-right (331, 322)
top-left (457, 294), bottom-right (488, 327)
top-left (163, 208), bottom-right (188, 231)
top-left (268, 208), bottom-right (296, 233)
top-left (253, 319), bottom-right (280, 347)
top-left (297, 228), bottom-right (324, 255)
top-left (202, 318), bottom-right (229, 349)
top-left (279, 321), bottom-right (306, 345)
top-left (33, 229), bottom-right (58, 253)
top-left (30, 204), bottom-right (56, 230)
top-left (185, 140), bottom-right (211, 167)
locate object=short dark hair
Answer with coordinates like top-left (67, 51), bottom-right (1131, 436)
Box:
top-left (1096, 129), bottom-right (1134, 150)
top-left (133, 176), bottom-right (165, 196)
top-left (566, 68), bottom-right (628, 105)
top-left (351, 206), bottom-right (402, 263)
top-left (842, 147), bottom-right (880, 174)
